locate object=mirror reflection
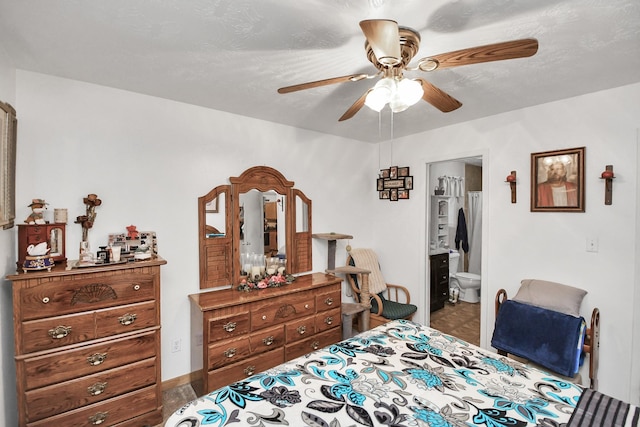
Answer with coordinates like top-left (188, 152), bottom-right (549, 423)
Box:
top-left (239, 190), bottom-right (286, 258)
top-left (205, 193), bottom-right (226, 237)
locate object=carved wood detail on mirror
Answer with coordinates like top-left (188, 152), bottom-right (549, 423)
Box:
top-left (198, 166), bottom-right (312, 289)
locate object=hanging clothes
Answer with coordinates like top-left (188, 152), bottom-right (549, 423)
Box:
top-left (455, 208), bottom-right (469, 253)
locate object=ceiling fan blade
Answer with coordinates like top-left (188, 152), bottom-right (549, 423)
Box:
top-left (359, 19), bottom-right (402, 67)
top-left (418, 79), bottom-right (462, 112)
top-left (418, 38), bottom-right (538, 71)
top-left (277, 74), bottom-right (369, 94)
top-left (338, 90), bottom-right (371, 122)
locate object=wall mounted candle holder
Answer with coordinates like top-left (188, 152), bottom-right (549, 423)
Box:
top-left (600, 165), bottom-right (614, 205)
top-left (506, 171), bottom-right (517, 203)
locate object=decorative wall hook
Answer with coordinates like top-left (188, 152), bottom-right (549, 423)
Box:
top-left (505, 171), bottom-right (517, 203)
top-left (600, 165), bottom-right (614, 205)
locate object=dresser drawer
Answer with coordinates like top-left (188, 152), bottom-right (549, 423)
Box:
top-left (316, 287), bottom-right (341, 312)
top-left (285, 327), bottom-right (342, 360)
top-left (20, 274), bottom-right (156, 321)
top-left (25, 358), bottom-right (157, 422)
top-left (27, 385), bottom-right (159, 427)
top-left (316, 307), bottom-right (341, 333)
top-left (251, 291), bottom-right (315, 331)
top-left (250, 325), bottom-right (284, 355)
top-left (285, 316), bottom-right (316, 344)
top-left (207, 348), bottom-right (285, 392)
top-left (96, 301), bottom-right (157, 338)
top-left (21, 302), bottom-right (157, 354)
top-left (22, 312), bottom-right (97, 354)
top-left (208, 336), bottom-right (251, 370)
top-left (207, 311), bottom-right (250, 344)
top-left (22, 331), bottom-right (157, 390)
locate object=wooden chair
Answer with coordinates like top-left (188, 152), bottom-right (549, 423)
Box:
top-left (346, 249), bottom-right (417, 329)
top-left (495, 289), bottom-right (600, 389)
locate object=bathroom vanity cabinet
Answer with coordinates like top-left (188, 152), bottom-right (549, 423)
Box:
top-left (430, 252), bottom-right (450, 312)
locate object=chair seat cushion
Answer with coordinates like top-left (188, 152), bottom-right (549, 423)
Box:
top-left (371, 296), bottom-right (417, 320)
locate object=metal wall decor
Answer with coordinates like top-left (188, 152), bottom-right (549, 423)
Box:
top-left (377, 166), bottom-right (413, 201)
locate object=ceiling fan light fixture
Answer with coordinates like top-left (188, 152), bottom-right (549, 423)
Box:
top-left (396, 78), bottom-right (424, 106)
top-left (365, 78), bottom-right (394, 112)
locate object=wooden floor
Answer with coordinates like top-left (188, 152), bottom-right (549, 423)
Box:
top-left (429, 301), bottom-right (480, 346)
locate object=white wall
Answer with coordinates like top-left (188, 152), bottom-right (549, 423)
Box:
top-left (2, 71), bottom-right (379, 427)
top-left (376, 83), bottom-right (640, 403)
top-left (1, 67), bottom-right (638, 427)
top-left (0, 44), bottom-right (18, 427)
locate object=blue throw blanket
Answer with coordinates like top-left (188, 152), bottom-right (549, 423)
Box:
top-left (491, 300), bottom-right (585, 377)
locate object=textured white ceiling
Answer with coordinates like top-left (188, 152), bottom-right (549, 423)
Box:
top-left (1, 0), bottom-right (639, 142)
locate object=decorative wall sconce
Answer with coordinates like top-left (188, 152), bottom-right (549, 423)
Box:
top-left (600, 165), bottom-right (614, 205)
top-left (505, 171), bottom-right (517, 203)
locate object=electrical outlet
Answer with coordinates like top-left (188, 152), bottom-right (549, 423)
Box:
top-left (171, 338), bottom-right (182, 353)
top-left (586, 237), bottom-right (598, 253)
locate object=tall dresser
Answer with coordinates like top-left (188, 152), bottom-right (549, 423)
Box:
top-left (7, 257), bottom-right (166, 427)
top-left (190, 273), bottom-right (342, 393)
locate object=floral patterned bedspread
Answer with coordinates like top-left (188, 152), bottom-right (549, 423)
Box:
top-left (166, 319), bottom-right (583, 427)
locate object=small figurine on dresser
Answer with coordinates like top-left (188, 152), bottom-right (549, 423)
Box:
top-left (24, 199), bottom-right (48, 224)
top-left (22, 241), bottom-right (55, 272)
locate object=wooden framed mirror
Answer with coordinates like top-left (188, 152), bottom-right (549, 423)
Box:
top-left (198, 166), bottom-right (312, 289)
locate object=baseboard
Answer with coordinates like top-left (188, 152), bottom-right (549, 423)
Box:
top-left (162, 370), bottom-right (202, 391)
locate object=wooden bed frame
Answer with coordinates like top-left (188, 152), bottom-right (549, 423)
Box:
top-left (495, 288), bottom-right (600, 389)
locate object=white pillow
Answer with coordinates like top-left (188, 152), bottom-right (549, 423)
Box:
top-left (512, 279), bottom-right (587, 317)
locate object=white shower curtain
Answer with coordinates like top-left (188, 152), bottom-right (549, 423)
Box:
top-left (467, 191), bottom-right (482, 274)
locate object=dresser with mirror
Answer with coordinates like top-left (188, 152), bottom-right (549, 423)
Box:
top-left (190, 166), bottom-right (342, 393)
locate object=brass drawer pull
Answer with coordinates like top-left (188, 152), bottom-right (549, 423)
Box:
top-left (311, 340), bottom-right (320, 350)
top-left (223, 321), bottom-right (237, 332)
top-left (325, 316), bottom-right (333, 325)
top-left (48, 325), bottom-right (72, 339)
top-left (42, 297), bottom-right (50, 304)
top-left (304, 304), bottom-right (310, 309)
top-left (325, 297), bottom-right (334, 306)
top-left (297, 325), bottom-right (306, 335)
top-left (263, 336), bottom-right (274, 346)
top-left (223, 348), bottom-right (237, 358)
top-left (87, 381), bottom-right (108, 396)
top-left (244, 365), bottom-right (255, 376)
top-left (118, 313), bottom-right (137, 326)
top-left (262, 315), bottom-right (267, 320)
top-left (89, 411), bottom-right (108, 425)
top-left (87, 353), bottom-right (108, 366)
top-left (133, 284), bottom-right (141, 291)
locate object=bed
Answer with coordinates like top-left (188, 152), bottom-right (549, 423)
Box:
top-left (165, 319), bottom-right (635, 427)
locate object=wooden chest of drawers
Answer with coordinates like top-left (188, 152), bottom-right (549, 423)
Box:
top-left (190, 273), bottom-right (342, 393)
top-left (7, 257), bottom-right (166, 427)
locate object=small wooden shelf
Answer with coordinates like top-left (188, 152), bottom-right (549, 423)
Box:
top-left (312, 233), bottom-right (353, 271)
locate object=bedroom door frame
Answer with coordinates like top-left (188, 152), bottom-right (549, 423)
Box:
top-left (425, 151), bottom-right (489, 348)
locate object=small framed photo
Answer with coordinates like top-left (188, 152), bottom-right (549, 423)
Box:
top-left (398, 189), bottom-right (410, 199)
top-left (398, 167), bottom-right (410, 177)
top-left (404, 176), bottom-right (413, 190)
top-left (377, 178), bottom-right (384, 191)
top-left (380, 169), bottom-right (390, 178)
top-left (390, 189), bottom-right (398, 201)
top-left (389, 166), bottom-right (398, 179)
top-left (379, 190), bottom-right (390, 200)
top-left (531, 147), bottom-right (585, 212)
top-left (205, 198), bottom-right (218, 213)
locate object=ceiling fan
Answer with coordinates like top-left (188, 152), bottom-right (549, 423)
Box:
top-left (277, 19), bottom-right (538, 121)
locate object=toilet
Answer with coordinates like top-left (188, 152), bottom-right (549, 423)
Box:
top-left (448, 250), bottom-right (481, 303)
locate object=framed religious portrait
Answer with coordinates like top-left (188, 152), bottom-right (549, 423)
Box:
top-left (531, 147), bottom-right (585, 212)
top-left (0, 100), bottom-right (17, 229)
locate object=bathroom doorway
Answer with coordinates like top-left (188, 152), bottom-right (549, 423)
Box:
top-left (426, 155), bottom-right (484, 346)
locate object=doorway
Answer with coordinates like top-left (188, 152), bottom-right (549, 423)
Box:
top-left (426, 155), bottom-right (484, 346)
